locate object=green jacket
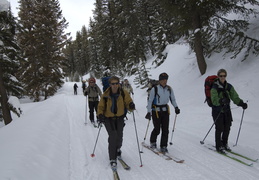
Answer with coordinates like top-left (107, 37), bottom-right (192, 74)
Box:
top-left (211, 80), bottom-right (242, 110)
top-left (97, 87), bottom-right (133, 118)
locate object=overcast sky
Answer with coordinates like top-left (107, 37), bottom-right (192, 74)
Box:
top-left (8, 0), bottom-right (95, 39)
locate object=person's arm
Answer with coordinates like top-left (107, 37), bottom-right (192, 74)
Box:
top-left (147, 88), bottom-right (155, 113)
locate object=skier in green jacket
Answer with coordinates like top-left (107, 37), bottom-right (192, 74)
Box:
top-left (211, 69), bottom-right (247, 153)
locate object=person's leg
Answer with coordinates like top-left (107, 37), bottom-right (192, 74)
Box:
top-left (160, 111), bottom-right (169, 148)
top-left (94, 101), bottom-right (99, 122)
top-left (104, 118), bottom-right (117, 161)
top-left (213, 111), bottom-right (224, 150)
top-left (89, 101), bottom-right (95, 122)
top-left (222, 111), bottom-right (232, 150)
top-left (150, 111), bottom-right (161, 147)
top-left (115, 117), bottom-right (125, 158)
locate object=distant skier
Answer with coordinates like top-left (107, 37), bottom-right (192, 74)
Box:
top-left (73, 83), bottom-right (78, 95)
top-left (101, 72), bottom-right (111, 92)
top-left (84, 77), bottom-right (102, 126)
top-left (82, 80), bottom-right (87, 92)
top-left (121, 79), bottom-right (134, 96)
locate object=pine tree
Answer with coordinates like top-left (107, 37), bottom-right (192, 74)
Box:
top-left (80, 26), bottom-right (90, 75)
top-left (158, 0), bottom-right (259, 75)
top-left (90, 0), bottom-right (114, 76)
top-left (62, 41), bottom-right (76, 78)
top-left (74, 31), bottom-right (83, 76)
top-left (17, 0), bottom-right (68, 101)
top-left (0, 5), bottom-right (23, 125)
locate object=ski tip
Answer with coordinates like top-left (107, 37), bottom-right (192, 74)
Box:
top-left (177, 160), bottom-right (185, 163)
top-left (140, 164), bottom-right (143, 167)
top-left (248, 163), bottom-right (253, 167)
top-left (90, 154), bottom-right (95, 157)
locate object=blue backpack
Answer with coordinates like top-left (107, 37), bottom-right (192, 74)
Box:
top-left (101, 76), bottom-right (111, 92)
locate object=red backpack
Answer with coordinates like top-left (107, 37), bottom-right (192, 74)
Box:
top-left (204, 75), bottom-right (218, 107)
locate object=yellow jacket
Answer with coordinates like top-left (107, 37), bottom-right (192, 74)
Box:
top-left (98, 87), bottom-right (133, 118)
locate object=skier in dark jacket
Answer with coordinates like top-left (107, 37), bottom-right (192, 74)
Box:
top-left (211, 69), bottom-right (247, 153)
top-left (73, 83), bottom-right (78, 95)
top-left (145, 72), bottom-right (180, 153)
top-left (82, 80), bottom-right (87, 92)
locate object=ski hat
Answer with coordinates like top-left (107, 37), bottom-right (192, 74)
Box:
top-left (89, 77), bottom-right (96, 83)
top-left (159, 72), bottom-right (169, 80)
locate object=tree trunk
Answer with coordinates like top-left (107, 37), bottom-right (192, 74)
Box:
top-left (192, 11), bottom-right (207, 75)
top-left (0, 65), bottom-right (12, 125)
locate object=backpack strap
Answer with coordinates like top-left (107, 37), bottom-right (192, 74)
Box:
top-left (103, 88), bottom-right (126, 112)
top-left (154, 86), bottom-right (159, 103)
top-left (153, 85), bottom-right (172, 104)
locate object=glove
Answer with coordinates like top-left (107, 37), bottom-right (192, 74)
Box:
top-left (242, 103), bottom-right (248, 109)
top-left (238, 101), bottom-right (248, 110)
top-left (129, 102), bottom-right (135, 110)
top-left (175, 107), bottom-right (180, 114)
top-left (84, 91), bottom-right (88, 96)
top-left (145, 112), bottom-right (151, 120)
top-left (98, 114), bottom-right (105, 123)
top-left (132, 92), bottom-right (134, 95)
top-left (219, 98), bottom-right (230, 106)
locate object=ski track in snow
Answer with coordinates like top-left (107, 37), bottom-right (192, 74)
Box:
top-left (1, 79), bottom-right (259, 180)
top-left (58, 82), bottom-right (259, 180)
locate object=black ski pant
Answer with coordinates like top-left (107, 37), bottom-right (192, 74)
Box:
top-left (88, 101), bottom-right (99, 122)
top-left (150, 110), bottom-right (170, 148)
top-left (212, 109), bottom-right (232, 149)
top-left (104, 116), bottom-right (124, 161)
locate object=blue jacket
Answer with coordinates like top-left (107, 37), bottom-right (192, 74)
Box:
top-left (147, 84), bottom-right (178, 113)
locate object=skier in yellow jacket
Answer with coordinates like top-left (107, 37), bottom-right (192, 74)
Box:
top-left (97, 76), bottom-right (135, 170)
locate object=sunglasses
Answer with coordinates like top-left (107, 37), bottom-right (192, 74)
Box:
top-left (219, 75), bottom-right (226, 77)
top-left (111, 82), bottom-right (119, 85)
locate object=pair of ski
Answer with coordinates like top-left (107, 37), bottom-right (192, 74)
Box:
top-left (142, 142), bottom-right (184, 163)
top-left (205, 144), bottom-right (258, 167)
top-left (112, 158), bottom-right (131, 180)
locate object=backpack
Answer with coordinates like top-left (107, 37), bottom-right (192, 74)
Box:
top-left (204, 75), bottom-right (218, 107)
top-left (147, 79), bottom-right (159, 99)
top-left (102, 76), bottom-right (111, 92)
top-left (147, 79), bottom-right (159, 92)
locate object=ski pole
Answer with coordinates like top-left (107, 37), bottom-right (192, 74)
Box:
top-left (132, 111), bottom-right (143, 167)
top-left (90, 124), bottom-right (102, 157)
top-left (200, 108), bottom-right (222, 145)
top-left (140, 119), bottom-right (151, 153)
top-left (233, 109), bottom-right (245, 147)
top-left (169, 114), bottom-right (177, 145)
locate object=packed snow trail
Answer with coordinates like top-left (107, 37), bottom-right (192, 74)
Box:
top-left (0, 80), bottom-right (259, 180)
top-left (59, 82), bottom-right (259, 180)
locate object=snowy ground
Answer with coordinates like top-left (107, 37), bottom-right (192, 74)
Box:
top-left (0, 43), bottom-right (259, 180)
